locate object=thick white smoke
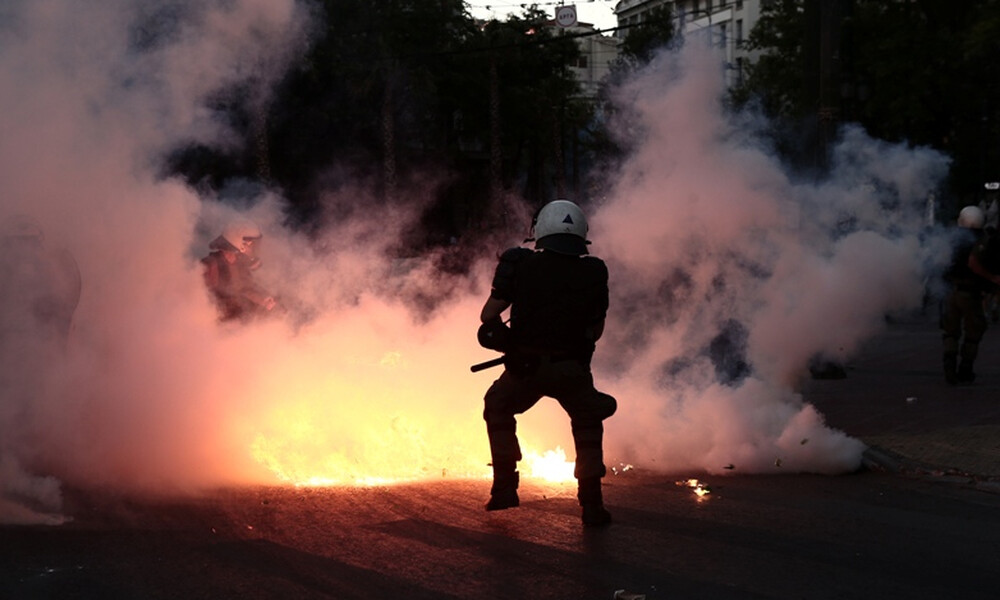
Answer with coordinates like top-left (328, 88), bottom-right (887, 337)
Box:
top-left (593, 43), bottom-right (949, 474)
top-left (0, 0), bottom-right (328, 522)
top-left (0, 2), bottom-right (952, 525)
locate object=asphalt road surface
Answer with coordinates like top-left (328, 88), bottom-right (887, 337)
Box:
top-left (2, 469), bottom-right (998, 600)
top-left (4, 312), bottom-right (1000, 599)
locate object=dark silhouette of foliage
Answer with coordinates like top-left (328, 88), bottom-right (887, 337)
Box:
top-left (167, 1), bottom-right (594, 245)
top-left (732, 0), bottom-right (1000, 199)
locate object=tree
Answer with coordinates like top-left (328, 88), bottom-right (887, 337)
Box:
top-left (476, 10), bottom-right (587, 206)
top-left (615, 4), bottom-right (676, 67)
top-left (166, 2), bottom-right (595, 242)
top-left (732, 0), bottom-right (1000, 197)
top-left (594, 4), bottom-right (676, 176)
top-left (265, 0), bottom-right (480, 212)
top-left (729, 0), bottom-right (806, 120)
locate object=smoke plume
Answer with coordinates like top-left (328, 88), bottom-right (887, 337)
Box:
top-left (593, 44), bottom-right (948, 474)
top-left (0, 2), bottom-right (951, 525)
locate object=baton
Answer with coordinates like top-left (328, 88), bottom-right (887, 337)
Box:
top-left (470, 356), bottom-right (505, 373)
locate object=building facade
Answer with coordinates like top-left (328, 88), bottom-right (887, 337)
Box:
top-left (559, 22), bottom-right (621, 98)
top-left (613, 0), bottom-right (764, 87)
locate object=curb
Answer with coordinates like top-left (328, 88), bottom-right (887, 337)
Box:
top-left (862, 445), bottom-right (1000, 494)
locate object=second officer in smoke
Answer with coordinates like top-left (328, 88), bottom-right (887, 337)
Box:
top-left (202, 221), bottom-right (277, 322)
top-left (940, 205), bottom-right (1000, 384)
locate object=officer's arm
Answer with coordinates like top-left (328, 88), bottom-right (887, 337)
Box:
top-left (481, 247), bottom-right (528, 322)
top-left (243, 286), bottom-right (278, 311)
top-left (586, 258), bottom-right (609, 342)
top-left (589, 319), bottom-right (605, 342)
top-left (481, 296), bottom-right (510, 323)
top-left (970, 252), bottom-right (1000, 286)
top-left (203, 258), bottom-right (220, 288)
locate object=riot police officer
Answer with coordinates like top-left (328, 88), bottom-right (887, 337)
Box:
top-left (941, 205), bottom-right (1000, 384)
top-left (478, 200), bottom-right (617, 527)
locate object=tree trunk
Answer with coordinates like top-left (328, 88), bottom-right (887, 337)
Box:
top-left (553, 105), bottom-right (565, 199)
top-left (253, 105), bottom-right (271, 182)
top-left (489, 53), bottom-right (505, 221)
top-left (382, 63), bottom-right (398, 202)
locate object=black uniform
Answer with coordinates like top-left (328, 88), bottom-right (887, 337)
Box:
top-left (482, 247), bottom-right (617, 503)
top-left (940, 227), bottom-right (994, 383)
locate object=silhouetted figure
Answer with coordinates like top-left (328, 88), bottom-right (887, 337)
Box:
top-left (940, 206), bottom-right (1000, 384)
top-left (478, 200), bottom-right (617, 527)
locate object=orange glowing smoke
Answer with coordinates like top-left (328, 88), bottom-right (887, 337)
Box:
top-left (522, 447), bottom-right (576, 482)
top-left (251, 427), bottom-right (577, 487)
top-left (239, 316), bottom-right (580, 487)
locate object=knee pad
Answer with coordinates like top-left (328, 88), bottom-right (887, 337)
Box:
top-left (594, 392), bottom-right (617, 420)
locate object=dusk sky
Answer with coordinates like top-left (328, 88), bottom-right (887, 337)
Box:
top-left (465, 0), bottom-right (619, 30)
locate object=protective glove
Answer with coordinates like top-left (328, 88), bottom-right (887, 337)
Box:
top-left (477, 317), bottom-right (510, 352)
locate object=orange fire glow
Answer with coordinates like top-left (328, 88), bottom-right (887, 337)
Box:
top-left (252, 429), bottom-right (578, 486)
top-left (522, 447), bottom-right (576, 482)
top-left (677, 478), bottom-right (712, 501)
top-left (248, 399), bottom-right (578, 487)
top-left (241, 331), bottom-right (583, 488)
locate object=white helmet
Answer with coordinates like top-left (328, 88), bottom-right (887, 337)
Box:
top-left (531, 200), bottom-right (590, 255)
top-left (958, 205), bottom-right (985, 229)
top-left (222, 221), bottom-right (262, 254)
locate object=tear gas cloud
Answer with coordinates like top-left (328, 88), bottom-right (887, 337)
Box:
top-left (0, 1), bottom-right (952, 525)
top-left (593, 46), bottom-right (949, 473)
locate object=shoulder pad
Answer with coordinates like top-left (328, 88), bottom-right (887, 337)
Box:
top-left (490, 247), bottom-right (533, 302)
top-left (580, 254), bottom-right (608, 272)
top-left (499, 247), bottom-right (534, 263)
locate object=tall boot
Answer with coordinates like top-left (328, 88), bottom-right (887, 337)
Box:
top-left (943, 351), bottom-right (958, 385)
top-left (577, 476), bottom-right (611, 527)
top-left (958, 344), bottom-right (978, 384)
top-left (485, 464), bottom-right (519, 511)
top-left (957, 360), bottom-right (977, 384)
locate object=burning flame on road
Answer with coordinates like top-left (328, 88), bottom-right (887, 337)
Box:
top-left (252, 430), bottom-right (577, 487)
top-left (677, 478), bottom-right (712, 501)
top-left (522, 447), bottom-right (576, 482)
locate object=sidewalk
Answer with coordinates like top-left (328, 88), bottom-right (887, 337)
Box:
top-left (802, 311), bottom-right (1000, 487)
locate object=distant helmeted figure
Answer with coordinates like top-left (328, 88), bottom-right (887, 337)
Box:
top-left (201, 221), bottom-right (277, 322)
top-left (940, 205), bottom-right (1000, 384)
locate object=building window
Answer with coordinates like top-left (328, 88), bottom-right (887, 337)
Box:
top-left (736, 19), bottom-right (743, 43)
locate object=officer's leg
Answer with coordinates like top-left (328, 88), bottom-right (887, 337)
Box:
top-left (549, 362), bottom-right (617, 526)
top-left (959, 292), bottom-right (988, 383)
top-left (482, 371), bottom-right (540, 510)
top-left (940, 293), bottom-right (962, 384)
top-left (571, 391), bottom-right (617, 527)
top-left (568, 390), bottom-right (617, 479)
